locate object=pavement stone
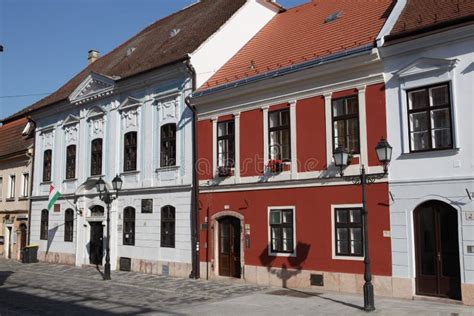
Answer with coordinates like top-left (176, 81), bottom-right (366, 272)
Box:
top-left (0, 259), bottom-right (473, 315)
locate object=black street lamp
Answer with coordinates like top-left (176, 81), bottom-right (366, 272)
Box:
top-left (333, 137), bottom-right (392, 312)
top-left (95, 175), bottom-right (123, 280)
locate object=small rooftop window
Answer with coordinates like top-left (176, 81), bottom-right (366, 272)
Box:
top-left (126, 47), bottom-right (136, 57)
top-left (169, 28), bottom-right (181, 38)
top-left (324, 11), bottom-right (342, 24)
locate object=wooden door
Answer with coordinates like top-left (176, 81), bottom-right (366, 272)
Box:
top-left (414, 201), bottom-right (461, 300)
top-left (89, 222), bottom-right (104, 265)
top-left (218, 217), bottom-right (241, 278)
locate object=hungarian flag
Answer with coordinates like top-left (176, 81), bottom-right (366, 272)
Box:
top-left (48, 185), bottom-right (61, 211)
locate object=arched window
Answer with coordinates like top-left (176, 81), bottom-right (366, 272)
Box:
top-left (124, 132), bottom-right (137, 172)
top-left (66, 145), bottom-right (76, 179)
top-left (161, 205), bottom-right (175, 248)
top-left (40, 209), bottom-right (49, 240)
top-left (64, 209), bottom-right (74, 242)
top-left (160, 124), bottom-right (176, 167)
top-left (123, 207), bottom-right (135, 246)
top-left (43, 150), bottom-right (52, 182)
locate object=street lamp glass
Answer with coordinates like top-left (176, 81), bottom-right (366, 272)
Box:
top-left (112, 175), bottom-right (123, 191)
top-left (375, 137), bottom-right (392, 164)
top-left (96, 177), bottom-right (106, 193)
top-left (333, 146), bottom-right (349, 168)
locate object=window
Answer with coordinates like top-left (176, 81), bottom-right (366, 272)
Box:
top-left (269, 109), bottom-right (291, 161)
top-left (161, 205), bottom-right (175, 248)
top-left (161, 124), bottom-right (176, 167)
top-left (66, 145), bottom-right (76, 179)
top-left (40, 209), bottom-right (49, 240)
top-left (334, 208), bottom-right (364, 257)
top-left (124, 132), bottom-right (137, 172)
top-left (91, 138), bottom-right (103, 176)
top-left (91, 205), bottom-right (104, 217)
top-left (407, 84), bottom-right (453, 152)
top-left (123, 207), bottom-right (135, 246)
top-left (217, 120), bottom-right (235, 168)
top-left (269, 208), bottom-right (294, 254)
top-left (8, 175), bottom-right (16, 199)
top-left (64, 209), bottom-right (74, 242)
top-left (43, 150), bottom-right (52, 182)
top-left (332, 96), bottom-right (360, 154)
top-left (0, 177), bottom-right (3, 200)
top-left (22, 173), bottom-right (29, 197)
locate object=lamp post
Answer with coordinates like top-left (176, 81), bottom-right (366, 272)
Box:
top-left (95, 175), bottom-right (123, 280)
top-left (333, 137), bottom-right (392, 312)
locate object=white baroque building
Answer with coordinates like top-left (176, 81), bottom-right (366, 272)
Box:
top-left (20, 0), bottom-right (281, 277)
top-left (379, 0), bottom-right (474, 305)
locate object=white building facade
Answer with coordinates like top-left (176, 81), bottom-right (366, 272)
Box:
top-left (380, 11), bottom-right (474, 305)
top-left (26, 0), bottom-right (280, 277)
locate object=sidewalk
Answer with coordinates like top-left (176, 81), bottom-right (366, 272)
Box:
top-left (0, 259), bottom-right (472, 315)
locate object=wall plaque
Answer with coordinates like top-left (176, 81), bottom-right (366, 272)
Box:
top-left (141, 199), bottom-right (153, 213)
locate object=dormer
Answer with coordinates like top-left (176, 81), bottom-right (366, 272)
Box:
top-left (69, 72), bottom-right (118, 105)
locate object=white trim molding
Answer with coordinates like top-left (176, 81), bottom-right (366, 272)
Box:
top-left (267, 206), bottom-right (297, 257)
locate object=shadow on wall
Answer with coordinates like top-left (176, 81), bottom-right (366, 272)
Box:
top-left (259, 242), bottom-right (311, 288)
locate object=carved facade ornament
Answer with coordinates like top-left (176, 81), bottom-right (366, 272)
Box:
top-left (158, 96), bottom-right (180, 121)
top-left (121, 109), bottom-right (138, 130)
top-left (42, 130), bottom-right (54, 149)
top-left (89, 117), bottom-right (104, 138)
top-left (65, 124), bottom-right (79, 144)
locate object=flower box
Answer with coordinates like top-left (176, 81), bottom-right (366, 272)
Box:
top-left (267, 159), bottom-right (283, 173)
top-left (217, 166), bottom-right (233, 177)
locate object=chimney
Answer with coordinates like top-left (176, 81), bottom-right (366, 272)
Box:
top-left (88, 50), bottom-right (100, 64)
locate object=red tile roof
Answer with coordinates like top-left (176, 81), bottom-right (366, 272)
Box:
top-left (201, 0), bottom-right (395, 90)
top-left (3, 0), bottom-right (247, 123)
top-left (387, 0), bottom-right (474, 41)
top-left (0, 118), bottom-right (33, 159)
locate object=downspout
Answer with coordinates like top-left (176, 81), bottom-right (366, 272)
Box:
top-left (26, 118), bottom-right (36, 245)
top-left (184, 57), bottom-right (200, 279)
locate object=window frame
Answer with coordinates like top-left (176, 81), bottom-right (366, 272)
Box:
top-left (40, 209), bottom-right (49, 240)
top-left (64, 208), bottom-right (74, 242)
top-left (268, 206), bottom-right (296, 256)
top-left (268, 109), bottom-right (291, 162)
top-left (21, 173), bottom-right (29, 197)
top-left (0, 177), bottom-right (3, 201)
top-left (406, 83), bottom-right (454, 153)
top-left (8, 175), bottom-right (16, 199)
top-left (332, 205), bottom-right (365, 260)
top-left (217, 120), bottom-right (235, 169)
top-left (123, 131), bottom-right (138, 172)
top-left (90, 138), bottom-right (103, 176)
top-left (123, 207), bottom-right (136, 246)
top-left (43, 149), bottom-right (52, 182)
top-left (66, 145), bottom-right (77, 180)
top-left (331, 95), bottom-right (360, 155)
top-left (160, 123), bottom-right (177, 168)
top-left (160, 205), bottom-right (175, 248)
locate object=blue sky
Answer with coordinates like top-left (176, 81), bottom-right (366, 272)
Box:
top-left (0, 0), bottom-right (308, 120)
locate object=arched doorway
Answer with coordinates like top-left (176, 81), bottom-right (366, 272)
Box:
top-left (414, 200), bottom-right (461, 300)
top-left (218, 216), bottom-right (241, 278)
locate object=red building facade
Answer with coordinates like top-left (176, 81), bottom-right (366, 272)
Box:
top-left (191, 0), bottom-right (397, 296)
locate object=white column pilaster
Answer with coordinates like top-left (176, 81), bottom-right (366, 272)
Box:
top-left (233, 113), bottom-right (241, 183)
top-left (357, 86), bottom-right (368, 167)
top-left (262, 106), bottom-right (270, 169)
top-left (289, 101), bottom-right (298, 179)
top-left (211, 117), bottom-right (218, 178)
top-left (324, 92), bottom-right (333, 168)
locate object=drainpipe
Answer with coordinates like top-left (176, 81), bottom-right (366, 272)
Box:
top-left (184, 57), bottom-right (200, 279)
top-left (26, 117), bottom-right (36, 245)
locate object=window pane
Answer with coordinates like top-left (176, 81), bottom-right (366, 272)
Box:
top-left (346, 97), bottom-right (358, 114)
top-left (337, 228), bottom-right (348, 241)
top-left (432, 129), bottom-right (452, 149)
top-left (281, 129), bottom-right (290, 160)
top-left (281, 110), bottom-right (290, 126)
top-left (337, 241), bottom-right (349, 254)
top-left (336, 210), bottom-right (348, 223)
top-left (346, 118), bottom-right (359, 153)
top-left (333, 99), bottom-right (345, 117)
top-left (350, 209), bottom-right (361, 223)
top-left (431, 109), bottom-right (450, 129)
top-left (218, 123), bottom-right (226, 137)
top-left (352, 241), bottom-right (363, 255)
top-left (351, 228), bottom-right (362, 242)
top-left (409, 90), bottom-right (428, 110)
top-left (270, 211), bottom-right (281, 224)
top-left (411, 131), bottom-right (430, 151)
top-left (431, 85), bottom-right (448, 106)
top-left (282, 210), bottom-right (293, 224)
top-left (410, 112), bottom-right (429, 132)
top-left (269, 112), bottom-right (280, 128)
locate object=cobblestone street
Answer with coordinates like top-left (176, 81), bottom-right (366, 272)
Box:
top-left (0, 259), bottom-right (473, 315)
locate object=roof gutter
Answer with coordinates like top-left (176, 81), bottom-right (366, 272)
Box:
top-left (193, 43), bottom-right (374, 98)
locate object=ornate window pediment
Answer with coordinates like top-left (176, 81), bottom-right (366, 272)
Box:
top-left (86, 106), bottom-right (106, 138)
top-left (63, 114), bottom-right (80, 126)
top-left (69, 72), bottom-right (118, 105)
top-left (119, 97), bottom-right (142, 131)
top-left (395, 58), bottom-right (458, 78)
top-left (63, 115), bottom-right (80, 145)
